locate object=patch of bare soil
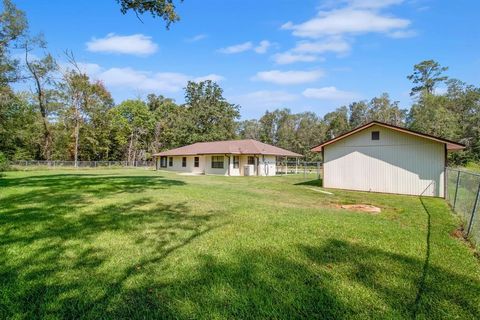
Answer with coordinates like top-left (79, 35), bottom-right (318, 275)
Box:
top-left (451, 226), bottom-right (480, 260)
top-left (337, 204), bottom-right (381, 214)
top-left (451, 226), bottom-right (465, 240)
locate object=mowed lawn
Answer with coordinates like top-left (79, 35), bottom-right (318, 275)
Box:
top-left (0, 169), bottom-right (479, 319)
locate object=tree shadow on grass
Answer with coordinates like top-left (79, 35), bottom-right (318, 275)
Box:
top-left (100, 237), bottom-right (479, 319)
top-left (1, 174), bottom-right (479, 318)
top-left (105, 249), bottom-right (354, 319)
top-left (0, 173), bottom-right (185, 194)
top-left (294, 178), bottom-right (323, 187)
top-left (300, 238), bottom-right (480, 319)
top-left (0, 172), bottom-right (228, 319)
top-left (0, 197), bottom-right (225, 319)
top-left (0, 174), bottom-right (187, 242)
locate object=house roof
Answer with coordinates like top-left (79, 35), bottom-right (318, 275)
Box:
top-left (311, 121), bottom-right (465, 152)
top-left (153, 139), bottom-right (303, 157)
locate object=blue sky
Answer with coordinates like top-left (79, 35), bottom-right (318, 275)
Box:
top-left (15, 0), bottom-right (480, 119)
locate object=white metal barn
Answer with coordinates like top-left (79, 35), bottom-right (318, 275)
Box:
top-left (153, 139), bottom-right (302, 176)
top-left (311, 121), bottom-right (465, 197)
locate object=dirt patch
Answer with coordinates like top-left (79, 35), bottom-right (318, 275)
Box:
top-left (337, 204), bottom-right (381, 214)
top-left (451, 226), bottom-right (465, 240)
top-left (450, 226), bottom-right (480, 260)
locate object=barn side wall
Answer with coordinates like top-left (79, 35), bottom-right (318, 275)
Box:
top-left (323, 125), bottom-right (445, 197)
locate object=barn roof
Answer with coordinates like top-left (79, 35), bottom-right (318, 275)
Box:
top-left (153, 139), bottom-right (302, 157)
top-left (311, 121), bottom-right (465, 152)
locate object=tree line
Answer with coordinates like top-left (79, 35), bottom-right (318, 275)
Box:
top-left (1, 0), bottom-right (479, 165)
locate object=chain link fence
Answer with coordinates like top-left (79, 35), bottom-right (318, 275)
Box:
top-left (11, 160), bottom-right (155, 169)
top-left (446, 167), bottom-right (480, 248)
top-left (275, 161), bottom-right (322, 180)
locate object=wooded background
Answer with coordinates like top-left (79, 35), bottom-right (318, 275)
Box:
top-left (1, 0), bottom-right (479, 165)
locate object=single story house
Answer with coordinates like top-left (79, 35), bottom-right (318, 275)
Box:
top-left (311, 121), bottom-right (465, 197)
top-left (153, 139), bottom-right (302, 176)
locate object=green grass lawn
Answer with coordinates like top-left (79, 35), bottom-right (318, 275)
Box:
top-left (0, 169), bottom-right (479, 319)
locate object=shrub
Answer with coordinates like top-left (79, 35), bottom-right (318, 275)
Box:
top-left (0, 152), bottom-right (9, 172)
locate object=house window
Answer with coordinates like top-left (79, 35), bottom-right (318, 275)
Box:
top-left (247, 156), bottom-right (255, 165)
top-left (169, 157), bottom-right (173, 166)
top-left (194, 157), bottom-right (199, 167)
top-left (182, 157), bottom-right (187, 167)
top-left (160, 156), bottom-right (167, 168)
top-left (233, 156), bottom-right (239, 169)
top-left (211, 156), bottom-right (224, 169)
top-left (371, 131), bottom-right (380, 140)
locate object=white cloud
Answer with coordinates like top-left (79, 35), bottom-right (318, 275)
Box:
top-left (86, 33), bottom-right (158, 55)
top-left (254, 40), bottom-right (272, 54)
top-left (293, 37), bottom-right (351, 54)
top-left (75, 63), bottom-right (224, 93)
top-left (302, 86), bottom-right (358, 100)
top-left (186, 34), bottom-right (208, 42)
top-left (74, 62), bottom-right (103, 75)
top-left (194, 74), bottom-right (225, 82)
top-left (279, 1), bottom-right (413, 64)
top-left (273, 52), bottom-right (318, 65)
top-left (253, 70), bottom-right (323, 85)
top-left (219, 40), bottom-right (272, 54)
top-left (282, 8), bottom-right (410, 38)
top-left (273, 37), bottom-right (349, 64)
top-left (218, 42), bottom-right (253, 54)
top-left (347, 0), bottom-right (404, 9)
top-left (99, 68), bottom-right (188, 92)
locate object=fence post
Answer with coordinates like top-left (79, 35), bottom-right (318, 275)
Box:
top-left (317, 162), bottom-right (321, 179)
top-left (467, 181), bottom-right (480, 236)
top-left (453, 170), bottom-right (461, 210)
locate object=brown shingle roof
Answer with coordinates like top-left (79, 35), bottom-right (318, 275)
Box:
top-left (153, 139), bottom-right (302, 157)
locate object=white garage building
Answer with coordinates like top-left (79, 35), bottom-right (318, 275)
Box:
top-left (311, 121), bottom-right (464, 197)
top-left (153, 139), bottom-right (302, 176)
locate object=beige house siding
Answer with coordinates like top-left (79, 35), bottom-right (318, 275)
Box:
top-left (204, 155), bottom-right (229, 175)
top-left (323, 125), bottom-right (445, 197)
top-left (161, 156), bottom-right (206, 174)
top-left (157, 154), bottom-right (278, 176)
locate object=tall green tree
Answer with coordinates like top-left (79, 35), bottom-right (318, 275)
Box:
top-left (0, 0), bottom-right (27, 90)
top-left (116, 0), bottom-right (180, 27)
top-left (258, 110), bottom-right (278, 145)
top-left (182, 80), bottom-right (239, 144)
top-left (294, 112), bottom-right (325, 159)
top-left (407, 60), bottom-right (448, 96)
top-left (147, 93), bottom-right (179, 152)
top-left (407, 93), bottom-right (459, 140)
top-left (58, 65), bottom-right (114, 165)
top-left (0, 92), bottom-right (41, 160)
top-left (444, 79), bottom-right (480, 162)
top-left (21, 35), bottom-right (58, 160)
top-left (324, 106), bottom-right (350, 139)
top-left (237, 119), bottom-right (261, 140)
top-left (111, 99), bottom-right (153, 164)
top-left (367, 93), bottom-right (406, 126)
top-left (348, 101), bottom-right (369, 128)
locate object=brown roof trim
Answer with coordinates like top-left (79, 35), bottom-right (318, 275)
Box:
top-left (311, 121), bottom-right (465, 152)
